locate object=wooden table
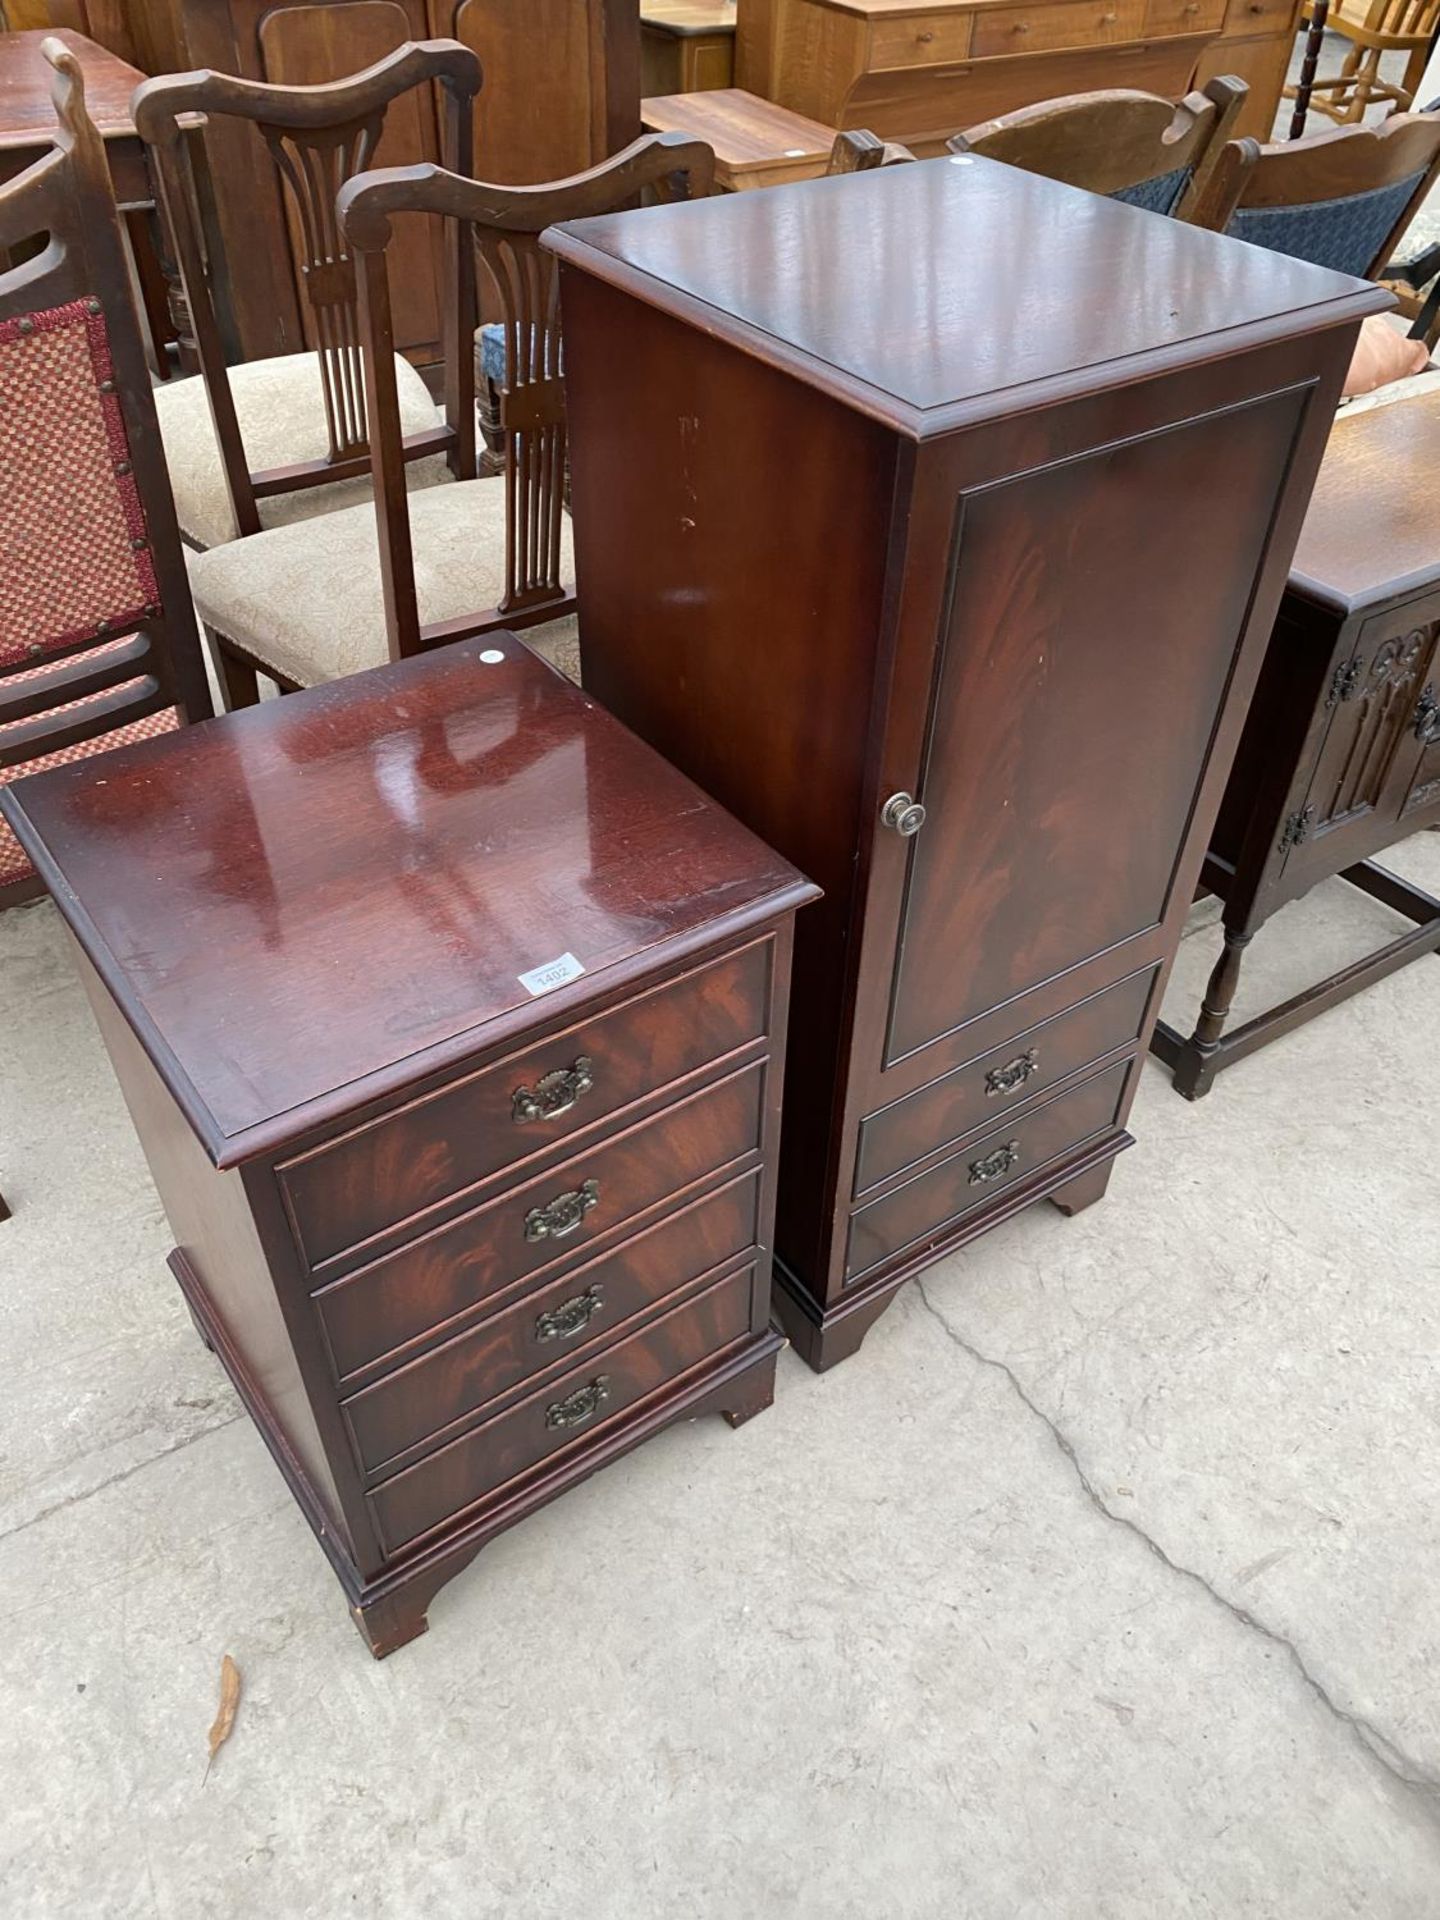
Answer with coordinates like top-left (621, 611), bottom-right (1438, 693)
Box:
top-left (641, 1), bottom-right (737, 95)
top-left (0, 635), bottom-right (816, 1655)
top-left (643, 86), bottom-right (837, 187)
top-left (0, 28), bottom-right (171, 368)
top-left (550, 157), bottom-right (1383, 1370)
top-left (1152, 379), bottom-right (1440, 1099)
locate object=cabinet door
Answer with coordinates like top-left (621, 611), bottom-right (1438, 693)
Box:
top-left (257, 0), bottom-right (443, 363)
top-left (1280, 600), bottom-right (1440, 892)
top-left (868, 380), bottom-right (1315, 1081)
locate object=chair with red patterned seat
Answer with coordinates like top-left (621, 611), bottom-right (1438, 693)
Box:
top-left (0, 38), bottom-right (212, 1218)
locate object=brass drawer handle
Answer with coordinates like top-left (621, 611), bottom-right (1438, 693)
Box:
top-left (985, 1049), bottom-right (1039, 1098)
top-left (524, 1178), bottom-right (599, 1243)
top-left (545, 1375), bottom-right (611, 1430)
top-left (512, 1056), bottom-right (595, 1124)
top-left (535, 1283), bottom-right (605, 1343)
top-left (969, 1141), bottom-right (1020, 1185)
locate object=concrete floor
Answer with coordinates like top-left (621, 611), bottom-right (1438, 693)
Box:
top-left (2, 822), bottom-right (1439, 1917)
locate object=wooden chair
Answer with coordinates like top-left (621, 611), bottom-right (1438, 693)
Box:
top-left (826, 129), bottom-right (917, 174)
top-left (185, 132), bottom-right (714, 707)
top-left (1285, 0), bottom-right (1440, 127)
top-left (947, 79), bottom-right (1251, 228)
top-left (1211, 112), bottom-right (1440, 280)
top-left (0, 39), bottom-right (212, 1216)
top-left (131, 41), bottom-right (480, 550)
top-left (1, 37), bottom-right (211, 906)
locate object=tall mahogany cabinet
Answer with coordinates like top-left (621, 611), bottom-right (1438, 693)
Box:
top-left (549, 158), bottom-right (1384, 1369)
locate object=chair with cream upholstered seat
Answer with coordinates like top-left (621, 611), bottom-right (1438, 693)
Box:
top-left (188, 131), bottom-right (713, 707)
top-left (131, 40), bottom-right (480, 552)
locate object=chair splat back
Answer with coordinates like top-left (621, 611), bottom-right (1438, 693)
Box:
top-left (0, 37), bottom-right (210, 906)
top-left (132, 42), bottom-right (480, 538)
top-left (337, 131), bottom-right (715, 658)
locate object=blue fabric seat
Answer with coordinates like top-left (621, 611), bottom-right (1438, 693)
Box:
top-left (1110, 165), bottom-right (1193, 218)
top-left (477, 323), bottom-right (563, 388)
top-left (1227, 169), bottom-right (1430, 278)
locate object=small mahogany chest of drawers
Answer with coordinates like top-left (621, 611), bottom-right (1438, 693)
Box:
top-left (549, 156), bottom-right (1385, 1370)
top-left (2, 637), bottom-right (817, 1655)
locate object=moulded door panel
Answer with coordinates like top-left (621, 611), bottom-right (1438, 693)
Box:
top-left (881, 387), bottom-right (1313, 1068)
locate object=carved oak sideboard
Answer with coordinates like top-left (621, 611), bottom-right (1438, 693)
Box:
top-left (550, 157), bottom-right (1384, 1369)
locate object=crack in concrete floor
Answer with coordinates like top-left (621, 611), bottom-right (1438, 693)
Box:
top-left (913, 1277), bottom-right (1440, 1815)
top-left (0, 1411), bottom-right (245, 1548)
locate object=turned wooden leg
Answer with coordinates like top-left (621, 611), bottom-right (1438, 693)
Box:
top-left (1050, 1157), bottom-right (1116, 1217)
top-left (476, 364), bottom-right (505, 478)
top-left (720, 1350), bottom-right (779, 1429)
top-left (1287, 0), bottom-right (1330, 138)
top-left (1171, 926), bottom-right (1254, 1100)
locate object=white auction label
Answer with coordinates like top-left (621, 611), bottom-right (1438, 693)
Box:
top-left (518, 952), bottom-right (586, 997)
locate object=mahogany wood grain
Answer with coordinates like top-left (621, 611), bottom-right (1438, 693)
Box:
top-left (367, 1261), bottom-right (761, 1554)
top-left (283, 943), bottom-right (769, 1268)
top-left (3, 635), bottom-right (814, 1651)
top-left (550, 156), bottom-right (1384, 1367)
top-left (330, 1169), bottom-right (761, 1425)
top-left (294, 1056), bottom-right (768, 1326)
top-left (846, 1059), bottom-right (1133, 1281)
top-left (3, 639), bottom-right (808, 1163)
top-left (853, 966), bottom-right (1155, 1194)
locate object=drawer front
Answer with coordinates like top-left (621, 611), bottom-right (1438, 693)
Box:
top-left (281, 940), bottom-right (770, 1269)
top-left (315, 1061), bottom-right (767, 1379)
top-left (845, 1061), bottom-right (1130, 1283)
top-left (1223, 0), bottom-right (1292, 30)
top-left (369, 1263), bottom-right (758, 1553)
top-left (870, 12), bottom-right (973, 68)
top-left (1143, 0), bottom-right (1225, 27)
top-left (341, 1170), bottom-right (763, 1474)
top-left (854, 969), bottom-right (1154, 1197)
top-left (971, 0), bottom-right (1145, 60)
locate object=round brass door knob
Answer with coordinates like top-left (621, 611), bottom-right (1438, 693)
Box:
top-left (881, 792), bottom-right (927, 837)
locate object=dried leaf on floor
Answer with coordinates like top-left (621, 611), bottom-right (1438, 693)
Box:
top-left (203, 1654), bottom-right (241, 1783)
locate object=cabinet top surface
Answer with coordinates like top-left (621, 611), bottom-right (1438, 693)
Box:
top-left (2, 639), bottom-right (814, 1165)
top-left (1289, 385), bottom-right (1440, 615)
top-left (549, 158), bottom-right (1386, 435)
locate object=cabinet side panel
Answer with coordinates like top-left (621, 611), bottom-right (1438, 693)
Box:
top-left (69, 944), bottom-right (349, 1542)
top-left (561, 266), bottom-right (899, 1291)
